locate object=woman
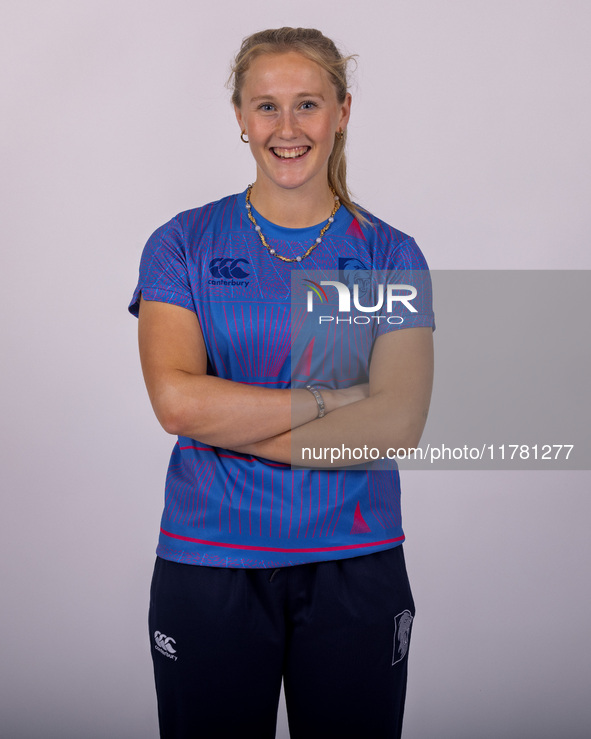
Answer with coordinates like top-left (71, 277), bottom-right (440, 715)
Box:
top-left (130, 27), bottom-right (434, 739)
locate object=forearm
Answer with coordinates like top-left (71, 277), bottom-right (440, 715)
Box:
top-left (151, 373), bottom-right (293, 447)
top-left (291, 390), bottom-right (428, 466)
top-left (151, 371), bottom-right (363, 449)
top-left (233, 430), bottom-right (293, 464)
top-left (234, 390), bottom-right (428, 467)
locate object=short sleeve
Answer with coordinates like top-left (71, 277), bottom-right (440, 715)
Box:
top-left (128, 217), bottom-right (196, 317)
top-left (374, 237), bottom-right (435, 338)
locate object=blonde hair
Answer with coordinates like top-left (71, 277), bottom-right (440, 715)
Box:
top-left (229, 27), bottom-right (368, 225)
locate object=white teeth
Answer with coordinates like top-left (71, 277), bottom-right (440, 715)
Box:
top-left (272, 147), bottom-right (308, 159)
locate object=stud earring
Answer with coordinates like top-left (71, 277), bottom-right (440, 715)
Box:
top-left (335, 129), bottom-right (345, 140)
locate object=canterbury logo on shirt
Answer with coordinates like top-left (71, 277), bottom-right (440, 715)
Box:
top-left (209, 258), bottom-right (250, 279)
top-left (208, 258), bottom-right (250, 288)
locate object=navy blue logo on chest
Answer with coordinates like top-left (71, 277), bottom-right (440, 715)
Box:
top-left (208, 258), bottom-right (250, 288)
top-left (338, 257), bottom-right (370, 298)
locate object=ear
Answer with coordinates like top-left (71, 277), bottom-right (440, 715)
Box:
top-left (338, 93), bottom-right (352, 130)
top-left (234, 105), bottom-right (245, 133)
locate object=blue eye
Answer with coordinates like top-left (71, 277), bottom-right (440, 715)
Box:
top-left (300, 101), bottom-right (317, 110)
top-left (258, 103), bottom-right (275, 112)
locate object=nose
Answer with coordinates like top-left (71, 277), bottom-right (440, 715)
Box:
top-left (277, 109), bottom-right (299, 139)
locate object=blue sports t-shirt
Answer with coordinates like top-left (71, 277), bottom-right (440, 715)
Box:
top-left (129, 190), bottom-right (433, 568)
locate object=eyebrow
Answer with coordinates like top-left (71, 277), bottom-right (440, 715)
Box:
top-left (249, 92), bottom-right (326, 103)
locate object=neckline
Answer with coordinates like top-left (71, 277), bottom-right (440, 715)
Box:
top-left (240, 188), bottom-right (351, 239)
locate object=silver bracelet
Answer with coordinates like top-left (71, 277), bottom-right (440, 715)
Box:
top-left (305, 385), bottom-right (326, 418)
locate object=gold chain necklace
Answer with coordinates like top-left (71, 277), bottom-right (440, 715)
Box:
top-left (245, 184), bottom-right (341, 263)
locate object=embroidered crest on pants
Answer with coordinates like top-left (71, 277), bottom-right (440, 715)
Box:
top-left (392, 609), bottom-right (413, 666)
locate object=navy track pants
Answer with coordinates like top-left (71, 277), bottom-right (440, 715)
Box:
top-left (149, 545), bottom-right (415, 738)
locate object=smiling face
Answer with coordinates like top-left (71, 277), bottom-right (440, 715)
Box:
top-left (234, 51), bottom-right (351, 200)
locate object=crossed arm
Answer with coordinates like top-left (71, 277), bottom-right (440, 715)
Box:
top-left (138, 296), bottom-right (434, 467)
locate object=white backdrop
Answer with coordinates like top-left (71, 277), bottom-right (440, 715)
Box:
top-left (1, 1), bottom-right (590, 737)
